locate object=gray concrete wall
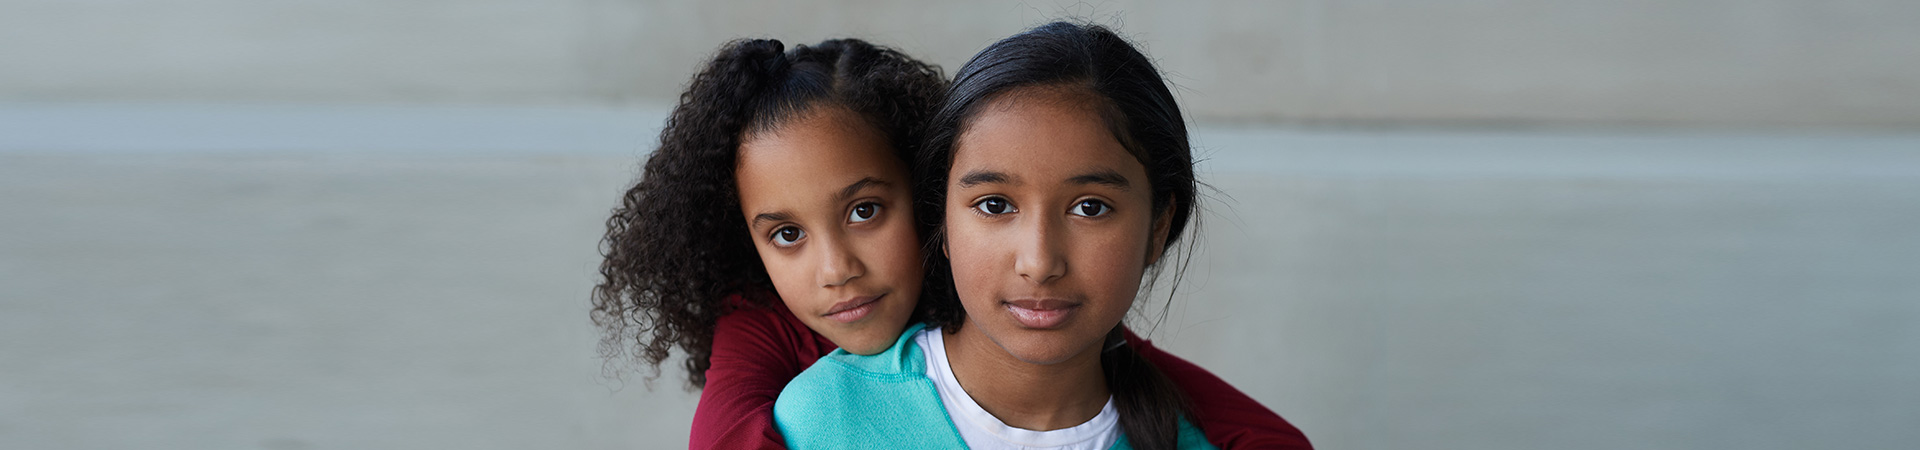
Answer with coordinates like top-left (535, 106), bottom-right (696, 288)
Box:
top-left (5, 1), bottom-right (1919, 448)
top-left (5, 0), bottom-right (1920, 127)
top-left (5, 127), bottom-right (1918, 449)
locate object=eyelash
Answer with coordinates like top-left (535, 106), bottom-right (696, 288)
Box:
top-left (970, 197), bottom-right (1114, 218)
top-left (972, 196), bottom-right (1016, 216)
top-left (849, 201), bottom-right (881, 223)
top-left (1070, 199), bottom-right (1111, 217)
top-left (770, 226), bottom-right (805, 247)
top-left (768, 201), bottom-right (885, 248)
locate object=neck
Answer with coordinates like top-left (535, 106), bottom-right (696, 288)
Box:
top-left (942, 323), bottom-right (1110, 431)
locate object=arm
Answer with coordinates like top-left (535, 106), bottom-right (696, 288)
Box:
top-left (691, 297), bottom-right (838, 450)
top-left (1125, 329), bottom-right (1313, 450)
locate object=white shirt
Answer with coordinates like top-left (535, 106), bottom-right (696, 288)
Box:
top-left (916, 327), bottom-right (1122, 450)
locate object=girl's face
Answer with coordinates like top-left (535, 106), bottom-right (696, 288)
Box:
top-left (944, 88), bottom-right (1169, 366)
top-left (736, 106), bottom-right (923, 355)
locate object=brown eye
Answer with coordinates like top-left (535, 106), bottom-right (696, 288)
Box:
top-left (1071, 199), bottom-right (1110, 217)
top-left (849, 202), bottom-right (879, 223)
top-left (974, 197), bottom-right (1015, 215)
top-left (773, 226), bottom-right (805, 246)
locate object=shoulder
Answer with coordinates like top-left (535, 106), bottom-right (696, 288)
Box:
top-left (815, 322), bottom-right (931, 378)
top-left (1109, 418), bottom-right (1220, 450)
top-left (776, 323), bottom-right (929, 411)
top-left (715, 292), bottom-right (795, 331)
top-left (774, 324), bottom-right (965, 449)
top-left (1124, 328), bottom-right (1312, 449)
top-left (1176, 418), bottom-right (1221, 450)
top-left (710, 294), bottom-right (823, 370)
top-left (695, 294), bottom-right (824, 450)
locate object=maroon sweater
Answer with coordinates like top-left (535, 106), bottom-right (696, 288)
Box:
top-left (689, 296), bottom-right (1311, 450)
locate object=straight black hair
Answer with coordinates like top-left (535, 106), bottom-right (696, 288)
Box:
top-left (914, 22), bottom-right (1201, 450)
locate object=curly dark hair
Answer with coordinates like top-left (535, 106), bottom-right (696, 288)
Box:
top-left (591, 38), bottom-right (957, 389)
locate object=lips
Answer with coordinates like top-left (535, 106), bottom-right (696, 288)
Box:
top-left (822, 294), bottom-right (885, 323)
top-left (1003, 298), bottom-right (1080, 329)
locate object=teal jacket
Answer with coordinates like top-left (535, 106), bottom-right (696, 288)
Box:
top-left (773, 323), bottom-right (1216, 450)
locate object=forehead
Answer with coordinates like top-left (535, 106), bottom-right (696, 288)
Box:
top-left (951, 88), bottom-right (1142, 183)
top-left (735, 107), bottom-right (904, 207)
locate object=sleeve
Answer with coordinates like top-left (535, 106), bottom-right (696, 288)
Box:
top-left (690, 300), bottom-right (824, 450)
top-left (1126, 329), bottom-right (1313, 450)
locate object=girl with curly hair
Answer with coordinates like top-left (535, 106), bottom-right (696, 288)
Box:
top-left (591, 37), bottom-right (954, 449)
top-left (595, 36), bottom-right (1305, 450)
top-left (772, 23), bottom-right (1310, 450)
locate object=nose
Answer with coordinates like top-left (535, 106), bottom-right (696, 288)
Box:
top-left (1013, 214), bottom-right (1067, 285)
top-left (817, 231), bottom-right (866, 288)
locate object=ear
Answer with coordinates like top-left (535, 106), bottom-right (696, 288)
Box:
top-left (1145, 200), bottom-right (1176, 266)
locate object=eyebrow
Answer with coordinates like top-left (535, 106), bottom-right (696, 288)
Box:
top-left (835, 177), bottom-right (887, 203)
top-left (749, 177), bottom-right (888, 230)
top-left (957, 170), bottom-right (1012, 188)
top-left (1068, 169), bottom-right (1131, 190)
top-left (957, 169), bottom-right (1132, 190)
top-left (750, 211), bottom-right (792, 230)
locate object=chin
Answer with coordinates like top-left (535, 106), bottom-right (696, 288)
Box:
top-left (835, 323), bottom-right (910, 356)
top-left (840, 341), bottom-right (885, 355)
top-left (993, 334), bottom-right (1092, 366)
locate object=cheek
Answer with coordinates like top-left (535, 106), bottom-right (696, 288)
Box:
top-left (1090, 226), bottom-right (1150, 269)
top-left (942, 220), bottom-right (999, 305)
top-left (873, 221), bottom-right (924, 284)
top-left (1076, 219), bottom-right (1156, 304)
top-left (755, 246), bottom-right (813, 303)
top-left (1085, 239), bottom-right (1145, 300)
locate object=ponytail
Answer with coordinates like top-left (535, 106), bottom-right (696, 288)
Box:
top-left (1102, 327), bottom-right (1198, 450)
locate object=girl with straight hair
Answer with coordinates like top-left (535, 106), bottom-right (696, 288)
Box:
top-left (773, 22), bottom-right (1310, 450)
